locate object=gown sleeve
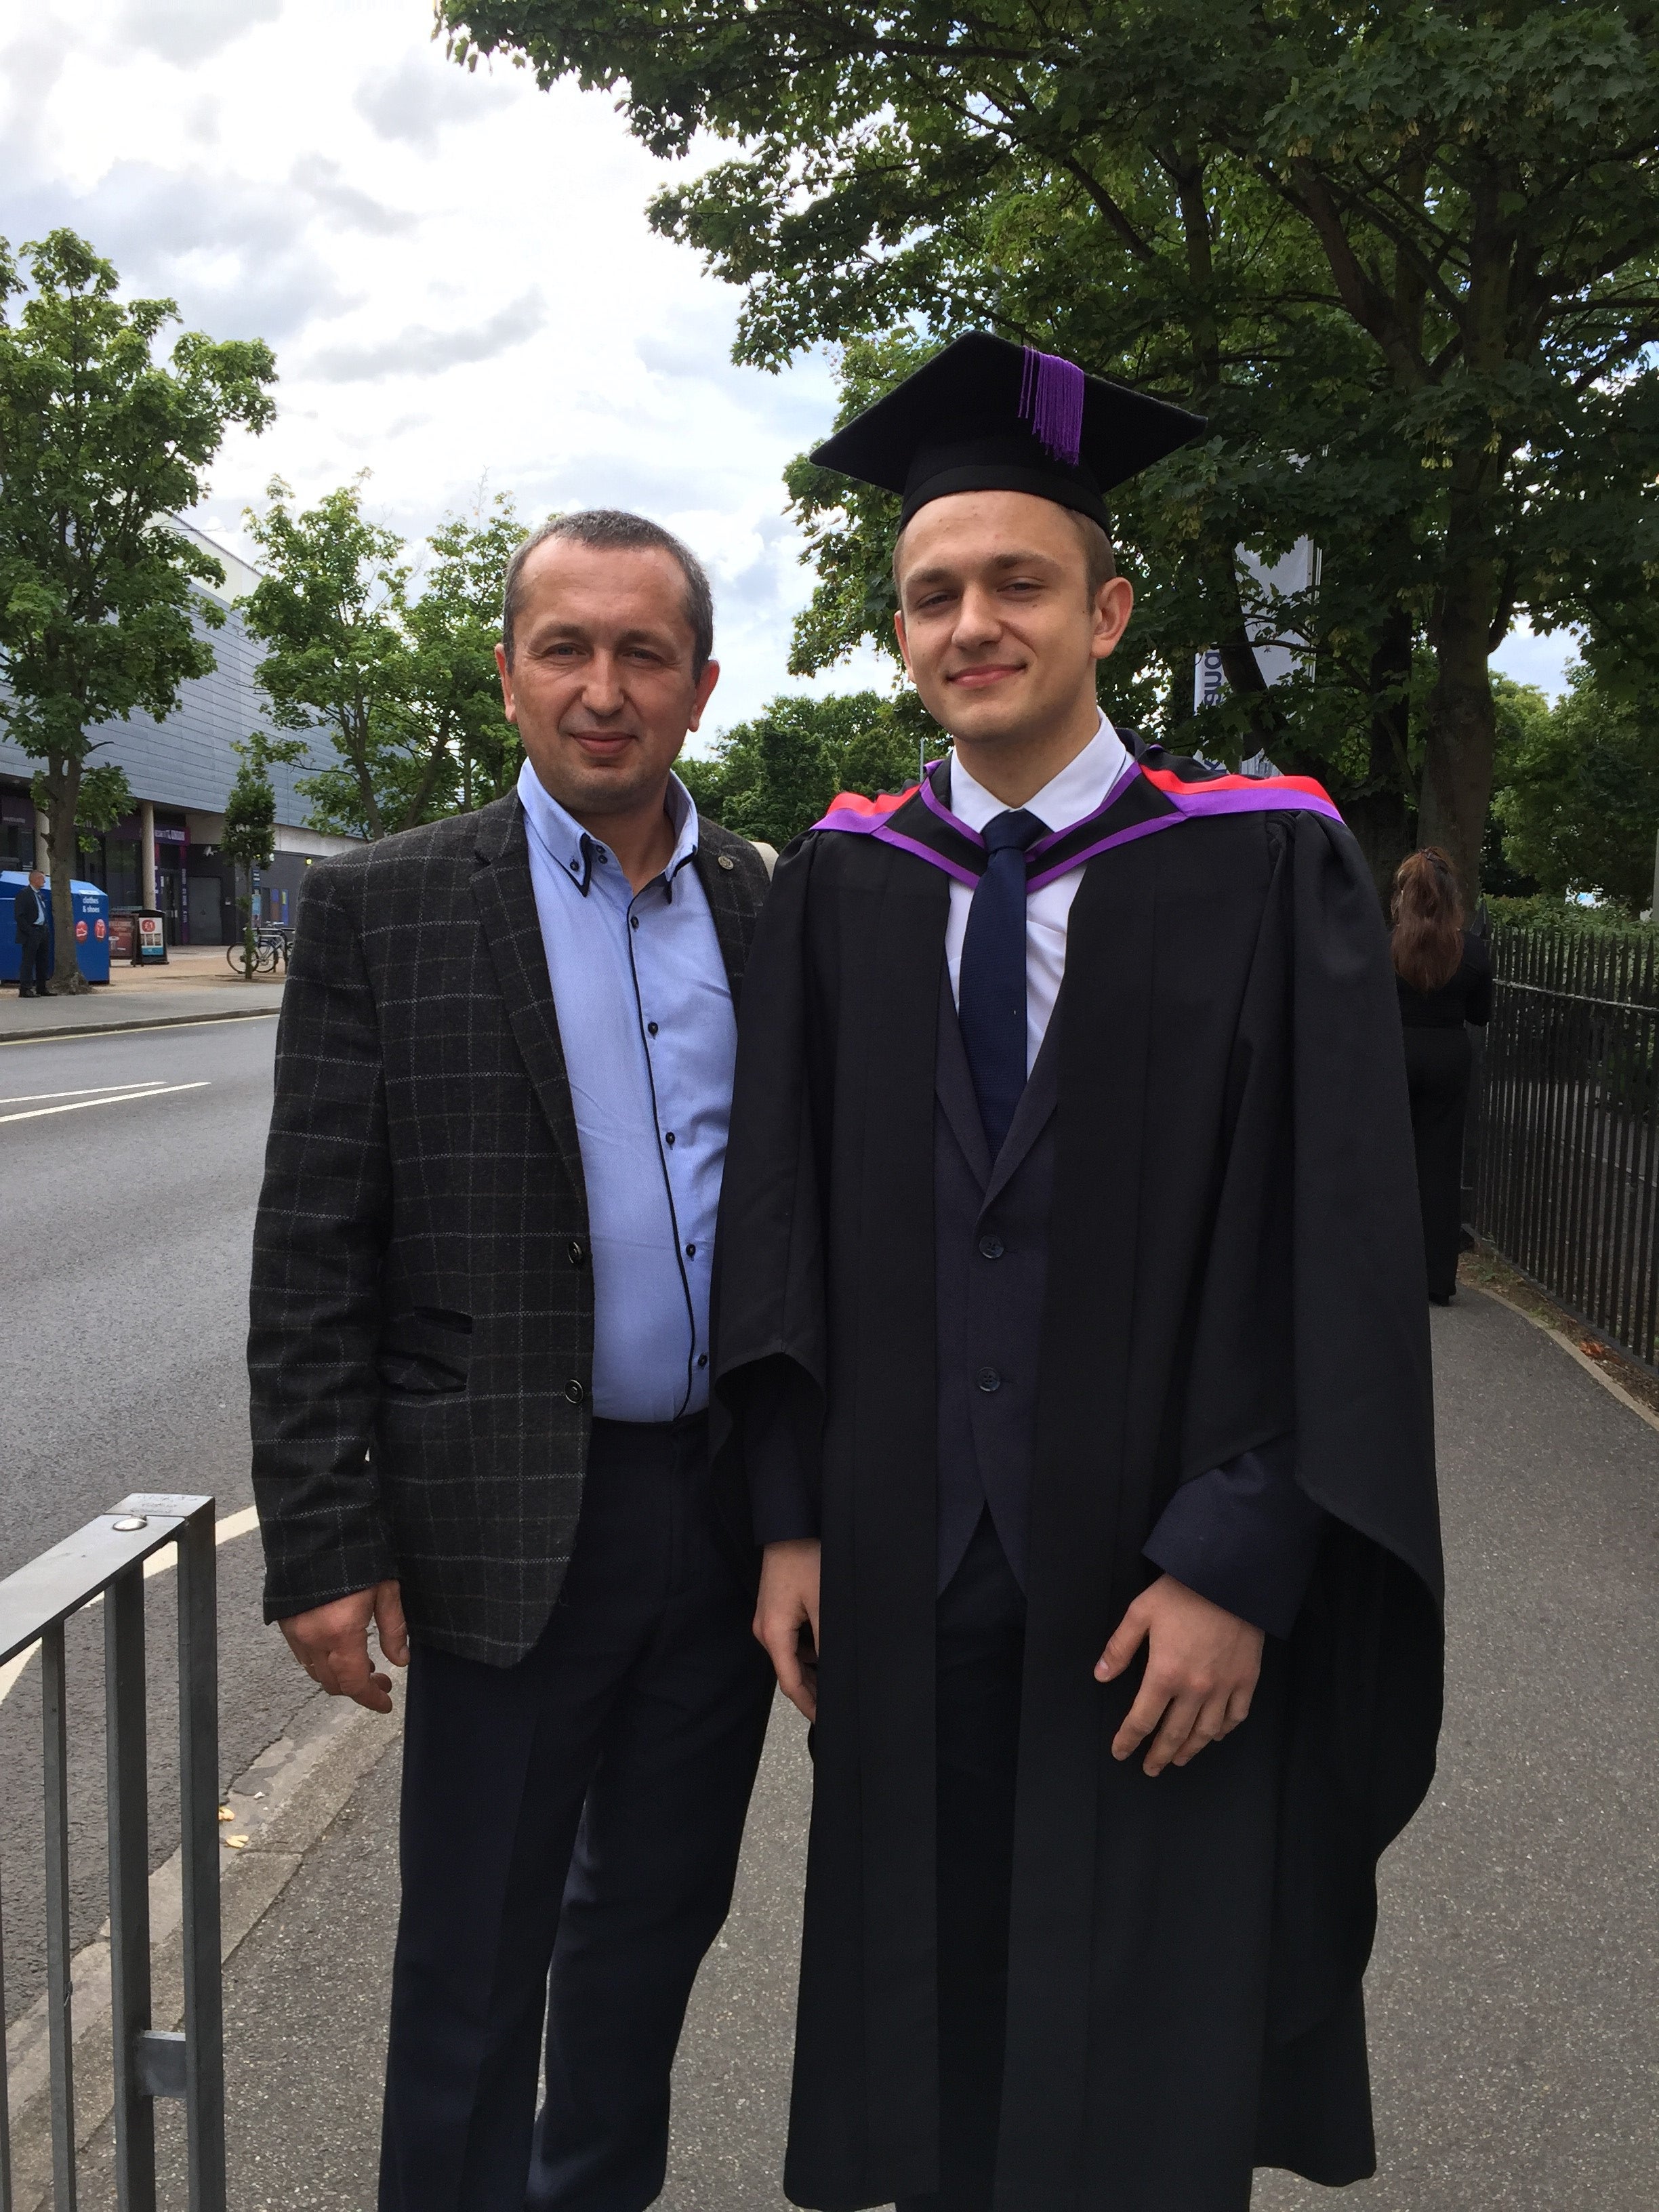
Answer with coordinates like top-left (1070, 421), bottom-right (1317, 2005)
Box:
top-left (1142, 1434), bottom-right (1328, 1638)
top-left (1270, 811), bottom-right (1445, 2044)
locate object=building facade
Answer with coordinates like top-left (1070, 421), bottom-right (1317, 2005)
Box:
top-left (0, 518), bottom-right (358, 943)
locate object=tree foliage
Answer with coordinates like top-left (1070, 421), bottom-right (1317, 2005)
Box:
top-left (241, 480), bottom-right (525, 840)
top-left (1492, 662), bottom-right (1659, 914)
top-left (681, 690), bottom-right (930, 848)
top-left (0, 228), bottom-right (275, 985)
top-left (222, 731), bottom-right (308, 975)
top-left (73, 761), bottom-right (135, 861)
top-left (442, 0), bottom-right (1659, 897)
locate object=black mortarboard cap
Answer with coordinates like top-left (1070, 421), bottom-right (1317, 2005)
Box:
top-left (810, 331), bottom-right (1206, 531)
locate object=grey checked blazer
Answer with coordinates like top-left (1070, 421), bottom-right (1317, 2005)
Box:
top-left (249, 791), bottom-right (771, 1666)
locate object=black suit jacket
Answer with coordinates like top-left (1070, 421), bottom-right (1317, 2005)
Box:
top-left (14, 884), bottom-right (47, 935)
top-left (249, 791), bottom-right (771, 1666)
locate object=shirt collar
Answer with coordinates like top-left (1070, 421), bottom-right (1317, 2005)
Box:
top-left (516, 757), bottom-right (701, 898)
top-left (947, 712), bottom-right (1130, 838)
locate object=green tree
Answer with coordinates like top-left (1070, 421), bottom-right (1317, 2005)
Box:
top-left (73, 761), bottom-right (135, 862)
top-left (241, 476), bottom-right (423, 842)
top-left (682, 691), bottom-right (927, 848)
top-left (221, 733), bottom-right (308, 977)
top-left (411, 493), bottom-right (527, 812)
top-left (441, 0), bottom-right (1659, 896)
top-left (1493, 663), bottom-right (1659, 913)
top-left (241, 480), bottom-right (525, 839)
top-left (1479, 673), bottom-right (1551, 897)
top-left (0, 228), bottom-right (275, 988)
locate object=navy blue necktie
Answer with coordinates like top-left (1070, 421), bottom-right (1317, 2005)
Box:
top-left (958, 808), bottom-right (1045, 1159)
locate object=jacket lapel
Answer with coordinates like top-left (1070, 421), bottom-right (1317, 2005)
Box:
top-left (936, 969), bottom-right (1062, 1208)
top-left (691, 830), bottom-right (765, 1007)
top-left (935, 973), bottom-right (992, 1189)
top-left (984, 1017), bottom-right (1063, 1209)
top-left (469, 796), bottom-right (585, 1180)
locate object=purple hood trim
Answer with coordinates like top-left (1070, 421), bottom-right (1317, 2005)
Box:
top-left (813, 762), bottom-right (1345, 889)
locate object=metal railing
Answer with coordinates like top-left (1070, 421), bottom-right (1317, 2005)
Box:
top-left (1473, 924), bottom-right (1659, 1368)
top-left (0, 1494), bottom-right (224, 2212)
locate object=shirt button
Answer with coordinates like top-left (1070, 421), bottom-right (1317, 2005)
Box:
top-left (630, 915), bottom-right (640, 930)
top-left (684, 1242), bottom-right (696, 1258)
top-left (976, 1366), bottom-right (1002, 1393)
top-left (978, 1234), bottom-right (1005, 1261)
top-left (564, 1378), bottom-right (585, 1405)
top-left (664, 1131), bottom-right (676, 1146)
top-left (697, 1353), bottom-right (709, 1368)
top-left (567, 1239), bottom-right (586, 1267)
top-left (647, 1021), bottom-right (659, 1036)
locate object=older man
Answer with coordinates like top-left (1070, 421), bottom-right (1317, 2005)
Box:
top-left (13, 867), bottom-right (50, 996)
top-left (250, 510), bottom-right (775, 2212)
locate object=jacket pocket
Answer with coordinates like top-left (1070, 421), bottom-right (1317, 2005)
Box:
top-left (376, 1307), bottom-right (472, 1395)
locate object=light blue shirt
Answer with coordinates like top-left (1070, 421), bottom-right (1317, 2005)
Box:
top-left (517, 758), bottom-right (738, 1422)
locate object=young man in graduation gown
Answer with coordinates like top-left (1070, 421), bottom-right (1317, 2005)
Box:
top-left (713, 334), bottom-right (1445, 2212)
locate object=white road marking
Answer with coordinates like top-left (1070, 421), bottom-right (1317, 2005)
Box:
top-left (0, 1080), bottom-right (168, 1106)
top-left (0, 1080), bottom-right (209, 1126)
top-left (0, 1506), bottom-right (264, 1707)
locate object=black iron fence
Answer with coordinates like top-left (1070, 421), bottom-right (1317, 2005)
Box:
top-left (1473, 924), bottom-right (1659, 1369)
top-left (0, 1495), bottom-right (224, 2212)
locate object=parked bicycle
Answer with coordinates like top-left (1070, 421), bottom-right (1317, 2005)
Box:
top-left (226, 926), bottom-right (290, 975)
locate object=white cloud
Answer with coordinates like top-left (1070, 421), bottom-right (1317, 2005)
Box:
top-left (3, 0), bottom-right (885, 733)
top-left (112, 0), bottom-right (282, 66)
top-left (307, 291), bottom-right (546, 382)
top-left (1491, 620), bottom-right (1578, 703)
top-left (354, 47), bottom-right (512, 152)
top-left (289, 155), bottom-right (418, 239)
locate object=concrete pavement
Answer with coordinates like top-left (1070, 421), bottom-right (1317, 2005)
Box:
top-left (42, 1284), bottom-right (1659, 2211)
top-left (0, 945), bottom-right (283, 1040)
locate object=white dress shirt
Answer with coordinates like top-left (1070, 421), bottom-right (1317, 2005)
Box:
top-left (943, 714), bottom-right (1133, 1073)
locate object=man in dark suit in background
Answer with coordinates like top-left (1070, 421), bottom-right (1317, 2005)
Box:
top-left (14, 867), bottom-right (51, 995)
top-left (249, 510), bottom-right (776, 2212)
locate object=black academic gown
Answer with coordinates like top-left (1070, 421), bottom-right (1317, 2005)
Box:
top-left (712, 754), bottom-right (1444, 2212)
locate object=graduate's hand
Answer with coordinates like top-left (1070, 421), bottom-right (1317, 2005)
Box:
top-left (755, 1539), bottom-right (821, 1723)
top-left (279, 1580), bottom-right (408, 1715)
top-left (1096, 1574), bottom-right (1263, 1777)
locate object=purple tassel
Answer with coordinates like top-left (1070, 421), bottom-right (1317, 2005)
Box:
top-left (1017, 346), bottom-right (1086, 466)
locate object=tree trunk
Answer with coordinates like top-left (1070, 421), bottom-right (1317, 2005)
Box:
top-left (1420, 526), bottom-right (1499, 899)
top-left (1344, 606), bottom-right (1416, 909)
top-left (43, 754), bottom-right (91, 995)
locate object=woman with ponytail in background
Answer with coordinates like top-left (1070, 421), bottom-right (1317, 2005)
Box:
top-left (1392, 847), bottom-right (1493, 1304)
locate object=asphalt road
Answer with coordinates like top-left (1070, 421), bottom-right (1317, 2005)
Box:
top-left (0, 1015), bottom-right (310, 2029)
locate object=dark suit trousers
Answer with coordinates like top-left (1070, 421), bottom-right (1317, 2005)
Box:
top-left (898, 1511), bottom-right (1027, 2212)
top-left (1403, 1025), bottom-right (1472, 1299)
top-left (379, 1415), bottom-right (775, 2212)
top-left (16, 928), bottom-right (48, 993)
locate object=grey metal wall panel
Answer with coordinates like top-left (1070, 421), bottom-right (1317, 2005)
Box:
top-left (0, 602), bottom-right (340, 830)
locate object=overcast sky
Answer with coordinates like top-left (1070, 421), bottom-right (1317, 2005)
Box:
top-left (1, 0), bottom-right (1570, 742)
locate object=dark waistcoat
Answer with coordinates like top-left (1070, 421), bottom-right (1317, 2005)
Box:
top-left (935, 979), bottom-right (1062, 1592)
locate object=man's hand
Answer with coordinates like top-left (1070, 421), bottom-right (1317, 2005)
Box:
top-left (1095, 1573), bottom-right (1263, 1777)
top-left (754, 1539), bottom-right (821, 1722)
top-left (279, 1580), bottom-right (408, 1715)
